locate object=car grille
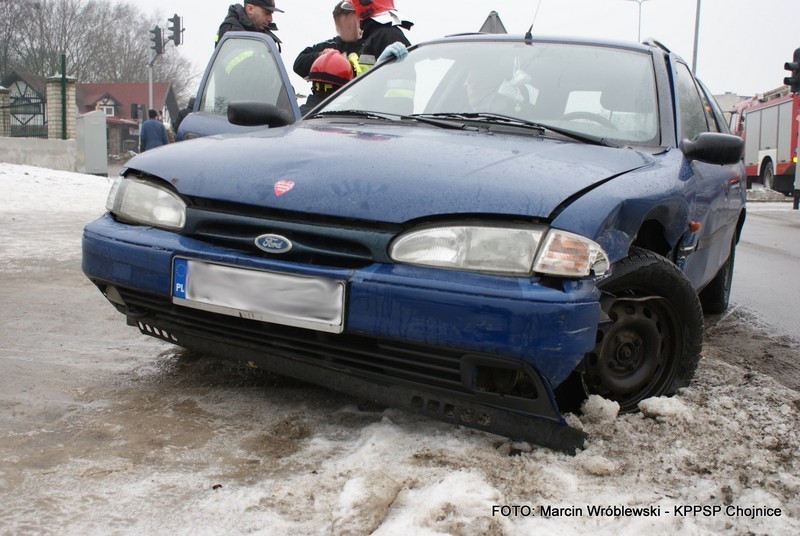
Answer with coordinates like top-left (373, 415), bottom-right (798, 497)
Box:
top-left (117, 287), bottom-right (467, 394)
top-left (182, 201), bottom-right (402, 268)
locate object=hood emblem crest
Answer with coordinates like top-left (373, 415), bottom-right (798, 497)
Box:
top-left (274, 180), bottom-right (295, 196)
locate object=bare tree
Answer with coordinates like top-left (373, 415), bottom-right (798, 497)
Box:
top-left (86, 2), bottom-right (153, 82)
top-left (15, 0), bottom-right (96, 78)
top-left (0, 1), bottom-right (24, 77)
top-left (5, 0), bottom-right (196, 100)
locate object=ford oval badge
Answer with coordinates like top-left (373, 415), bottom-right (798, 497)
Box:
top-left (255, 234), bottom-right (293, 254)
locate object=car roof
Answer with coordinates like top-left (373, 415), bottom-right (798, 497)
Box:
top-left (419, 32), bottom-right (659, 54)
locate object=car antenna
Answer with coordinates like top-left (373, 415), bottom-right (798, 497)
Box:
top-left (525, 0), bottom-right (543, 44)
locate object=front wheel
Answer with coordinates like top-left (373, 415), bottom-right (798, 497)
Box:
top-left (762, 160), bottom-right (775, 190)
top-left (564, 248), bottom-right (703, 413)
top-left (699, 238), bottom-right (736, 314)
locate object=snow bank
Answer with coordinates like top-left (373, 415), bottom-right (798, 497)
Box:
top-left (2, 163), bottom-right (799, 535)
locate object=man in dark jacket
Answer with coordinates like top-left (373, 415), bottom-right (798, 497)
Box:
top-left (139, 109), bottom-right (169, 152)
top-left (293, 1), bottom-right (364, 79)
top-left (216, 0), bottom-right (284, 52)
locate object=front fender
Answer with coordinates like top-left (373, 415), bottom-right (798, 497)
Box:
top-left (549, 150), bottom-right (692, 262)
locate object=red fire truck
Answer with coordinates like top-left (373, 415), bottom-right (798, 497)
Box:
top-left (729, 86), bottom-right (798, 194)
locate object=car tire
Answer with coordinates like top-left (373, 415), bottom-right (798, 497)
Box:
top-left (570, 248), bottom-right (703, 413)
top-left (699, 238), bottom-right (736, 315)
top-left (762, 160), bottom-right (774, 190)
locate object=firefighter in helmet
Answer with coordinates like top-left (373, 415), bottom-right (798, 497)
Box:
top-left (300, 50), bottom-right (354, 115)
top-left (350, 0), bottom-right (411, 72)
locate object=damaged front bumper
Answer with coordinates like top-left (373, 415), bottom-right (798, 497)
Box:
top-left (83, 215), bottom-right (602, 452)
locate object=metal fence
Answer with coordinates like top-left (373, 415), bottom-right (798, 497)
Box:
top-left (0, 94), bottom-right (48, 138)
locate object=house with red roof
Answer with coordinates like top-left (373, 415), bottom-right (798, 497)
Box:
top-left (2, 69), bottom-right (180, 155)
top-left (78, 82), bottom-right (180, 154)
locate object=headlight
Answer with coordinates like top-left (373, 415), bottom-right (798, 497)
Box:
top-left (390, 224), bottom-right (609, 277)
top-left (106, 176), bottom-right (186, 230)
top-left (390, 224), bottom-right (545, 275)
top-left (532, 229), bottom-right (609, 277)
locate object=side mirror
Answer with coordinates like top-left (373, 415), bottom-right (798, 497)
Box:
top-left (680, 132), bottom-right (744, 166)
top-left (227, 101), bottom-right (295, 128)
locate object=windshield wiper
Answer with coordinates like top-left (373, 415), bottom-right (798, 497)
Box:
top-left (306, 109), bottom-right (400, 121)
top-left (402, 114), bottom-right (471, 130)
top-left (307, 110), bottom-right (470, 131)
top-left (527, 120), bottom-right (616, 147)
top-left (412, 112), bottom-right (544, 133)
top-left (415, 112), bottom-right (613, 146)
top-left (307, 110), bottom-right (614, 146)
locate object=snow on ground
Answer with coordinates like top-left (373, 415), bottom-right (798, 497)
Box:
top-left (1, 163), bottom-right (799, 535)
top-left (0, 163), bottom-right (113, 270)
top-left (746, 185), bottom-right (793, 203)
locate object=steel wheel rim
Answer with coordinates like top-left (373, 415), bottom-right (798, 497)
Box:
top-left (583, 295), bottom-right (682, 412)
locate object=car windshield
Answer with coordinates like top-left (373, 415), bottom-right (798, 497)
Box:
top-left (320, 40), bottom-right (660, 144)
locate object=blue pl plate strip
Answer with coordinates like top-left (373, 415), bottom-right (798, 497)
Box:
top-left (173, 258), bottom-right (188, 299)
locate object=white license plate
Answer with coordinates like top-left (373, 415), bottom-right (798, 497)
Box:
top-left (172, 258), bottom-right (345, 333)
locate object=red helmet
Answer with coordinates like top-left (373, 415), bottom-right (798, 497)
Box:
top-left (352, 0), bottom-right (396, 20)
top-left (308, 52), bottom-right (354, 87)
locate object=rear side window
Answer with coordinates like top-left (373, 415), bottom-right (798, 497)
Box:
top-left (674, 62), bottom-right (710, 140)
top-left (698, 80), bottom-right (729, 134)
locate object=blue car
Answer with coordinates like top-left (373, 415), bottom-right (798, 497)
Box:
top-left (83, 33), bottom-right (745, 452)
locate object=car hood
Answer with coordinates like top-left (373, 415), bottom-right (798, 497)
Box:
top-left (128, 120), bottom-right (654, 223)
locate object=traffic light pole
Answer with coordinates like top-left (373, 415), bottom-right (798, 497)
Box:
top-left (145, 18), bottom-right (180, 117)
top-left (794, 119), bottom-right (799, 210)
top-left (786, 47), bottom-right (800, 209)
top-left (148, 25), bottom-right (165, 114)
top-left (148, 49), bottom-right (155, 111)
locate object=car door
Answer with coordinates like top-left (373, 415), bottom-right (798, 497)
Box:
top-left (697, 78), bottom-right (746, 228)
top-left (177, 32), bottom-right (301, 140)
top-left (671, 59), bottom-right (737, 288)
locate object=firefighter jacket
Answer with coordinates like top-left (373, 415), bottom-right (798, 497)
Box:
top-left (359, 18), bottom-right (410, 62)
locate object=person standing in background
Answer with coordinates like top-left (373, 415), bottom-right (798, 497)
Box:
top-left (139, 109), bottom-right (169, 152)
top-left (156, 110), bottom-right (174, 143)
top-left (173, 97), bottom-right (196, 138)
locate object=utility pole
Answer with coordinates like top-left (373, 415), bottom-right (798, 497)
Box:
top-left (624, 0), bottom-right (651, 43)
top-left (692, 0), bottom-right (702, 74)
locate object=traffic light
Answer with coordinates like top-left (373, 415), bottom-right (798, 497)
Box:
top-left (150, 26), bottom-right (163, 55)
top-left (784, 47), bottom-right (800, 94)
top-left (167, 14), bottom-right (182, 46)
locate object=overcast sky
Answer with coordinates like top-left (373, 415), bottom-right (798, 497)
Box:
top-left (139, 0), bottom-right (796, 100)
